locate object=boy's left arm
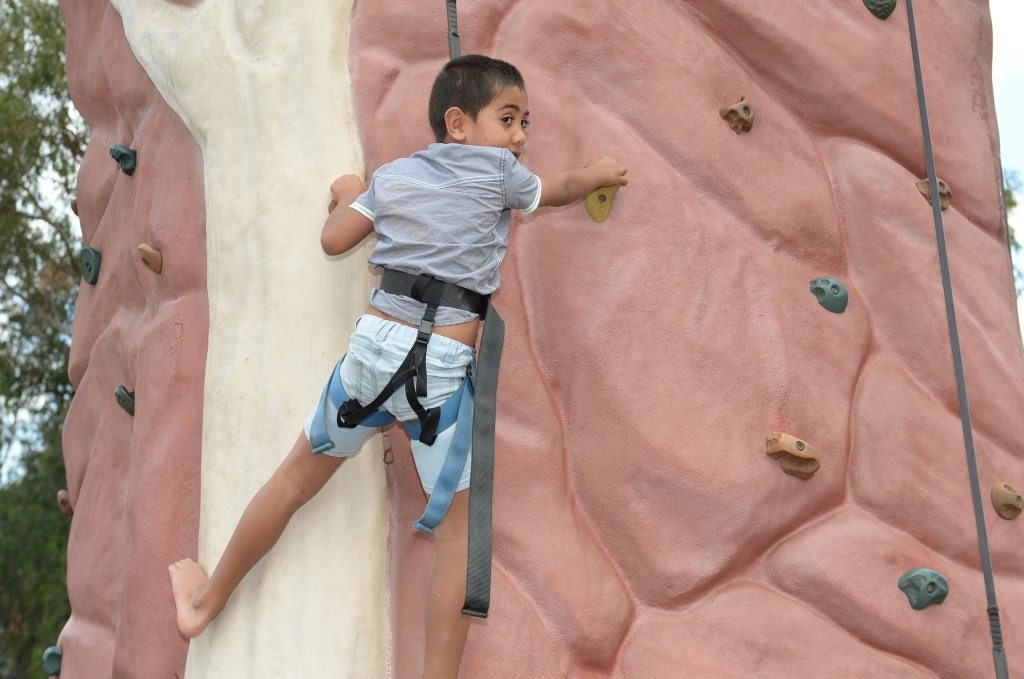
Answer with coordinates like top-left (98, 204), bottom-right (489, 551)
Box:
top-left (321, 174), bottom-right (374, 256)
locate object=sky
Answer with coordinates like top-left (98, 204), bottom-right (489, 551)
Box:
top-left (990, 0), bottom-right (1024, 339)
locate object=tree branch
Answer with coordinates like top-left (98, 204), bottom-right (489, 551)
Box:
top-left (0, 276), bottom-right (73, 337)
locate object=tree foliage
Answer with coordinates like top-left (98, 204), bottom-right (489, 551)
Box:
top-left (1005, 170), bottom-right (1022, 293)
top-left (0, 0), bottom-right (84, 675)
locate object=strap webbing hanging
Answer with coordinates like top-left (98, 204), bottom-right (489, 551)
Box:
top-left (446, 0), bottom-right (461, 60)
top-left (904, 2), bottom-right (1008, 677)
top-left (462, 301), bottom-right (503, 617)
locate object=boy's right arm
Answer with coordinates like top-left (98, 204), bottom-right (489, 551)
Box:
top-left (321, 174), bottom-right (374, 256)
top-left (538, 156), bottom-right (627, 208)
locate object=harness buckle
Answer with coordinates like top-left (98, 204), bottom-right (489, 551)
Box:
top-left (417, 317), bottom-right (434, 343)
top-left (337, 399), bottom-right (363, 428)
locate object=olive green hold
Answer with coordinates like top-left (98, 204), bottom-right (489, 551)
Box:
top-left (898, 568), bottom-right (948, 610)
top-left (809, 277), bottom-right (848, 313)
top-left (863, 0), bottom-right (897, 20)
top-left (109, 144), bottom-right (137, 175)
top-left (115, 385), bottom-right (135, 416)
top-left (79, 246), bottom-right (102, 285)
top-left (42, 645), bottom-right (62, 675)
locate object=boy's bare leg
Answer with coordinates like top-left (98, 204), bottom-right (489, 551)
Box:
top-left (169, 432), bottom-right (346, 638)
top-left (423, 488), bottom-right (472, 679)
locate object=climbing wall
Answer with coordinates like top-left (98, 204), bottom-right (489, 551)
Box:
top-left (349, 1), bottom-right (1024, 676)
top-left (61, 0), bottom-right (388, 677)
top-left (59, 0), bottom-right (205, 675)
top-left (57, 0), bottom-right (1022, 677)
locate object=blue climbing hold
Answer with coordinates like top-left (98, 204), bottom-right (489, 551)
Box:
top-left (109, 145), bottom-right (137, 175)
top-left (115, 386), bottom-right (135, 416)
top-left (42, 645), bottom-right (62, 675)
top-left (80, 247), bottom-right (102, 285)
top-left (809, 277), bottom-right (849, 314)
top-left (898, 568), bottom-right (949, 610)
top-left (863, 0), bottom-right (897, 20)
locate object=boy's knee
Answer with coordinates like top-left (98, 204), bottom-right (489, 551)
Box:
top-left (276, 469), bottom-right (314, 509)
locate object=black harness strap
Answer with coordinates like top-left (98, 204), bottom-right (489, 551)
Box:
top-left (411, 275), bottom-right (444, 398)
top-left (337, 267), bottom-right (500, 617)
top-left (380, 268), bottom-right (488, 317)
top-left (462, 299), bottom-right (503, 617)
top-left (337, 269), bottom-right (488, 448)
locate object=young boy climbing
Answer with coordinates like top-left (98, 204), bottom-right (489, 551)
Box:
top-left (169, 55), bottom-right (627, 678)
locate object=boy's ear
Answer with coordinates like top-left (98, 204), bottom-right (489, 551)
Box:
top-left (444, 106), bottom-right (469, 142)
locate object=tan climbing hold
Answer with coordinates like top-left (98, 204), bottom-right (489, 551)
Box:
top-left (719, 96), bottom-right (754, 134)
top-left (765, 432), bottom-right (820, 480)
top-left (57, 489), bottom-right (73, 519)
top-left (137, 243), bottom-right (163, 273)
top-left (991, 482), bottom-right (1022, 520)
top-left (916, 177), bottom-right (951, 211)
top-left (585, 185), bottom-right (619, 223)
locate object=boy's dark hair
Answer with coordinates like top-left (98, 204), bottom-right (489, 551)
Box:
top-left (428, 55), bottom-right (525, 142)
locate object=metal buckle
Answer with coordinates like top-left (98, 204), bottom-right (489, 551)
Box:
top-left (417, 317), bottom-right (434, 342)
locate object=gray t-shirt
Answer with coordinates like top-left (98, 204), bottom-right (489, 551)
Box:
top-left (351, 143), bottom-right (542, 326)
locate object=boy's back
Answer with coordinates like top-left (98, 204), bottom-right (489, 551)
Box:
top-left (354, 142), bottom-right (541, 326)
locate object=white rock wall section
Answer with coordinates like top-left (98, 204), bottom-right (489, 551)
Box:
top-left (110, 2), bottom-right (388, 677)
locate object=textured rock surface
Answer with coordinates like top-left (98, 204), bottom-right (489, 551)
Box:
top-left (348, 0), bottom-right (1024, 676)
top-left (58, 0), bottom-right (1023, 676)
top-left (59, 1), bottom-right (205, 676)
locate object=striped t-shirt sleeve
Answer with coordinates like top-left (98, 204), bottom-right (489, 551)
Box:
top-left (504, 152), bottom-right (542, 214)
top-left (350, 175), bottom-right (376, 220)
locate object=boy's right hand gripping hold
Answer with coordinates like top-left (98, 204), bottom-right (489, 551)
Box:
top-left (539, 156), bottom-right (627, 208)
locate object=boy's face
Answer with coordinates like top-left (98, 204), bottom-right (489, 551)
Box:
top-left (450, 85), bottom-right (529, 159)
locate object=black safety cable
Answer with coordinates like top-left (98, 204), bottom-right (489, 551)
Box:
top-left (446, 0), bottom-right (461, 60)
top-left (904, 2), bottom-right (1009, 677)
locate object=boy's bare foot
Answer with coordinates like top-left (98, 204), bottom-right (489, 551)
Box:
top-left (169, 559), bottom-right (221, 638)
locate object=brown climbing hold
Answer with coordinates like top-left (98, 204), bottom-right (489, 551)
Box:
top-left (765, 432), bottom-right (820, 480)
top-left (915, 177), bottom-right (951, 211)
top-left (719, 96), bottom-right (754, 134)
top-left (137, 243), bottom-right (163, 273)
top-left (57, 489), bottom-right (73, 519)
top-left (585, 185), bottom-right (619, 223)
top-left (382, 430), bottom-right (394, 465)
top-left (71, 197), bottom-right (78, 216)
top-left (991, 482), bottom-right (1022, 520)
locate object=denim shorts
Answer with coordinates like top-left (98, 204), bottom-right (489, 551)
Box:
top-left (303, 315), bottom-right (474, 494)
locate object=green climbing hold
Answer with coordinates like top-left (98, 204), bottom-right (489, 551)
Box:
top-left (109, 144), bottom-right (137, 175)
top-left (898, 568), bottom-right (948, 610)
top-left (42, 645), bottom-right (62, 675)
top-left (115, 386), bottom-right (135, 416)
top-left (863, 0), bottom-right (897, 20)
top-left (809, 277), bottom-right (848, 314)
top-left (80, 246), bottom-right (102, 285)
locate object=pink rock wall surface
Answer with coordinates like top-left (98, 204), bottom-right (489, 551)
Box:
top-left (60, 1), bottom-right (205, 676)
top-left (350, 1), bottom-right (1023, 677)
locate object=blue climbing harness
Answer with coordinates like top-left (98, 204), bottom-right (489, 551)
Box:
top-left (307, 352), bottom-right (476, 534)
top-left (307, 267), bottom-right (502, 618)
